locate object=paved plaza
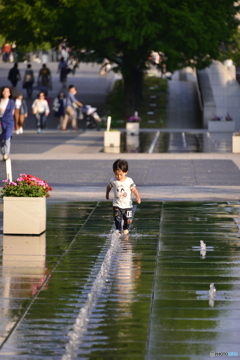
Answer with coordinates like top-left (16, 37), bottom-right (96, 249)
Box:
top-left (1, 130), bottom-right (240, 204)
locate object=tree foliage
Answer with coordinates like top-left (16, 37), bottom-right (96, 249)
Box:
top-left (219, 27), bottom-right (240, 65)
top-left (0, 0), bottom-right (238, 114)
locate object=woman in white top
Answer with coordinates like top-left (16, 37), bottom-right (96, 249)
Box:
top-left (32, 92), bottom-right (50, 133)
top-left (14, 94), bottom-right (28, 134)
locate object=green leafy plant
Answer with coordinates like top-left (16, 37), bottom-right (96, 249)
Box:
top-left (1, 174), bottom-right (52, 197)
top-left (102, 76), bottom-right (167, 128)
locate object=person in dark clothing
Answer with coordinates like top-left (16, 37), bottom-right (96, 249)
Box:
top-left (38, 64), bottom-right (51, 89)
top-left (0, 87), bottom-right (15, 161)
top-left (60, 66), bottom-right (69, 89)
top-left (8, 63), bottom-right (21, 88)
top-left (53, 91), bottom-right (66, 129)
top-left (23, 63), bottom-right (34, 98)
top-left (58, 57), bottom-right (69, 88)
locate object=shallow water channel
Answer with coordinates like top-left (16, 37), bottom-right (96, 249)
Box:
top-left (0, 201), bottom-right (240, 359)
top-left (119, 132), bottom-right (232, 153)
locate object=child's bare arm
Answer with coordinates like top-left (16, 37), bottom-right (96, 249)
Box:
top-left (106, 184), bottom-right (111, 199)
top-left (132, 187), bottom-right (141, 204)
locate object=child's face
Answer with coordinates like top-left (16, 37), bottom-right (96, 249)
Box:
top-left (114, 169), bottom-right (127, 182)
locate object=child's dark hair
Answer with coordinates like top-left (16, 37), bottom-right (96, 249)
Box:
top-left (113, 159), bottom-right (128, 173)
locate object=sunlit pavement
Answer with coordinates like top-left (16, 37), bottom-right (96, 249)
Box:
top-left (0, 129), bottom-right (240, 203)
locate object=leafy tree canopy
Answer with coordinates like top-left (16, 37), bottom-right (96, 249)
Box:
top-left (219, 27), bottom-right (240, 65)
top-left (0, 0), bottom-right (238, 113)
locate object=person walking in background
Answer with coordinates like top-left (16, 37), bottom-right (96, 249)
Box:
top-left (61, 85), bottom-right (82, 130)
top-left (2, 43), bottom-right (12, 62)
top-left (67, 56), bottom-right (78, 75)
top-left (99, 58), bottom-right (111, 75)
top-left (58, 57), bottom-right (69, 89)
top-left (34, 55), bottom-right (41, 64)
top-left (14, 93), bottom-right (28, 134)
top-left (58, 40), bottom-right (69, 61)
top-left (32, 92), bottom-right (50, 133)
top-left (23, 64), bottom-right (34, 98)
top-left (9, 52), bottom-right (14, 63)
top-left (8, 63), bottom-right (21, 88)
top-left (38, 64), bottom-right (52, 89)
top-left (53, 91), bottom-right (66, 129)
top-left (0, 87), bottom-right (15, 161)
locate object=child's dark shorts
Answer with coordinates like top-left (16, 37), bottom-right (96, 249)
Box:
top-left (113, 206), bottom-right (133, 231)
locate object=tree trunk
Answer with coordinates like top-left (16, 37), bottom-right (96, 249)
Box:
top-left (123, 68), bottom-right (143, 118)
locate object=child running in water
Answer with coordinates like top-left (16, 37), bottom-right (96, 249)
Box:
top-left (106, 159), bottom-right (141, 235)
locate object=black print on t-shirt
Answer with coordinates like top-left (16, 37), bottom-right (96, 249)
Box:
top-left (116, 185), bottom-right (127, 198)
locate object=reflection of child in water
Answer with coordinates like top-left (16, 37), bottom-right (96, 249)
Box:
top-left (106, 159), bottom-right (141, 235)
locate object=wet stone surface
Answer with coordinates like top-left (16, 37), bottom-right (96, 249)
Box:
top-left (0, 201), bottom-right (240, 359)
top-left (121, 132), bottom-right (232, 153)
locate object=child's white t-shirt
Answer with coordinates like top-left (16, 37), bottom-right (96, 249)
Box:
top-left (109, 176), bottom-right (136, 209)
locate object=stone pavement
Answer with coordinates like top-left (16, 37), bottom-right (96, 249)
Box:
top-left (167, 69), bottom-right (202, 129)
top-left (0, 129), bottom-right (239, 204)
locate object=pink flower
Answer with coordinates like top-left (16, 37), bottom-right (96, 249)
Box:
top-left (1, 173), bottom-right (52, 197)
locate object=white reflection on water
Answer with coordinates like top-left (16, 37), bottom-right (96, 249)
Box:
top-left (0, 234), bottom-right (46, 343)
top-left (114, 235), bottom-right (141, 320)
top-left (62, 230), bottom-right (121, 360)
top-left (126, 134), bottom-right (140, 153)
top-left (62, 228), bottom-right (142, 359)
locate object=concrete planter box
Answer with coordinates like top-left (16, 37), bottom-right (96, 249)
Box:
top-left (208, 120), bottom-right (235, 132)
top-left (104, 131), bottom-right (121, 153)
top-left (232, 135), bottom-right (240, 153)
top-left (126, 122), bottom-right (140, 135)
top-left (104, 147), bottom-right (120, 154)
top-left (3, 197), bottom-right (46, 235)
top-left (104, 131), bottom-right (121, 147)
